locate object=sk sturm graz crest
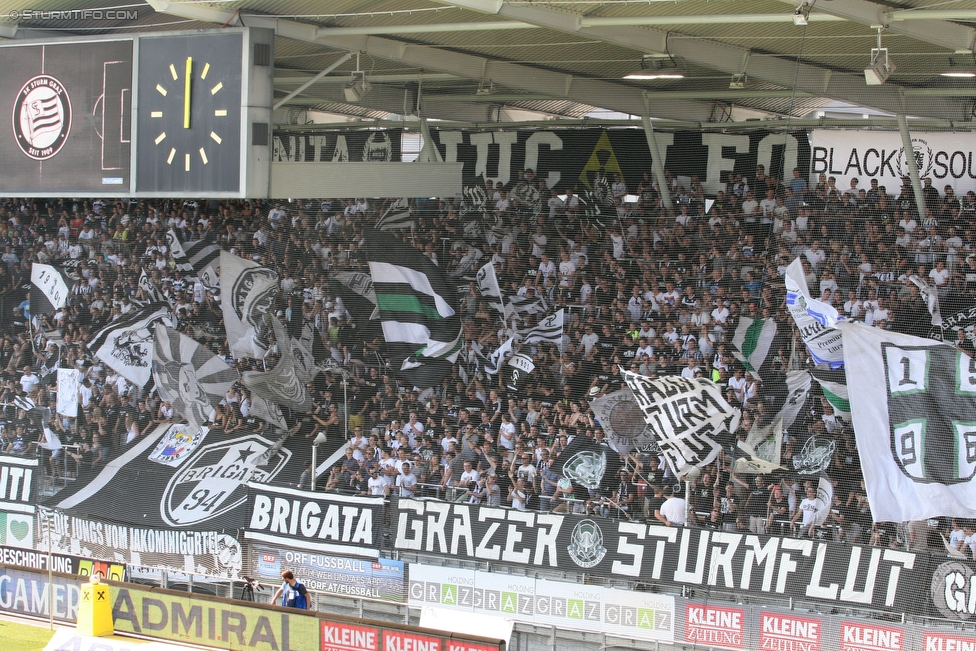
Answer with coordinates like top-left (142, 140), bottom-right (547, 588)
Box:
top-left (161, 434), bottom-right (291, 526)
top-left (13, 75), bottom-right (71, 161)
top-left (567, 519), bottom-right (607, 568)
top-left (363, 131), bottom-right (393, 161)
top-left (882, 343), bottom-right (976, 484)
top-left (234, 267), bottom-right (279, 350)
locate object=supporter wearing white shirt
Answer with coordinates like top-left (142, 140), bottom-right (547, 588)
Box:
top-left (396, 464), bottom-right (418, 497)
top-left (930, 261), bottom-right (950, 286)
top-left (741, 191), bottom-right (759, 216)
top-left (804, 241), bottom-right (826, 270)
top-left (579, 325), bottom-right (600, 354)
top-left (843, 292), bottom-right (863, 319)
top-left (711, 301), bottom-right (730, 324)
top-left (899, 216), bottom-right (918, 233)
top-left (547, 190), bottom-right (564, 219)
top-left (538, 255), bottom-right (556, 282)
top-left (20, 367), bottom-right (39, 394)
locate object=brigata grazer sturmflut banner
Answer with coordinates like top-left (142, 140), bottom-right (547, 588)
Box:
top-left (393, 499), bottom-right (922, 613)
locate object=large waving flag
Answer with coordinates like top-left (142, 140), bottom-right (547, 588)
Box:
top-left (366, 229), bottom-right (463, 388)
top-left (153, 324), bottom-right (239, 431)
top-left (842, 321), bottom-right (976, 521)
top-left (88, 304), bottom-right (173, 387)
top-left (220, 250), bottom-right (279, 359)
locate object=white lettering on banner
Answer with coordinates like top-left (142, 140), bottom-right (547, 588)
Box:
top-left (703, 134), bottom-right (750, 195)
top-left (383, 631), bottom-right (441, 651)
top-left (686, 604), bottom-right (744, 648)
top-left (760, 613), bottom-right (821, 651)
top-left (810, 131), bottom-right (976, 196)
top-left (925, 634), bottom-right (976, 651)
top-left (0, 572), bottom-right (79, 620)
top-left (248, 494), bottom-right (373, 545)
top-left (394, 501), bottom-right (917, 609)
top-left (841, 623), bottom-right (904, 651)
top-left (322, 622), bottom-right (379, 651)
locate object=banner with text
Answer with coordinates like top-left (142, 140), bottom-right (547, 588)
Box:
top-left (393, 499), bottom-right (921, 614)
top-left (253, 545), bottom-right (404, 602)
top-left (810, 130), bottom-right (976, 195)
top-left (409, 562), bottom-right (674, 643)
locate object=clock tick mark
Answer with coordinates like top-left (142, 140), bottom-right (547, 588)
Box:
top-left (167, 148), bottom-right (176, 165)
top-left (210, 82), bottom-right (223, 95)
top-left (156, 84), bottom-right (167, 96)
top-left (199, 148), bottom-right (209, 165)
top-left (155, 132), bottom-right (166, 145)
top-left (201, 63), bottom-right (210, 80)
top-left (184, 154), bottom-right (190, 172)
top-left (214, 109), bottom-right (227, 117)
top-left (210, 132), bottom-right (222, 144)
top-left (169, 64), bottom-right (178, 80)
top-left (151, 111), bottom-right (163, 118)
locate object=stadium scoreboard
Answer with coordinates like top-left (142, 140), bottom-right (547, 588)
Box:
top-left (0, 27), bottom-right (273, 197)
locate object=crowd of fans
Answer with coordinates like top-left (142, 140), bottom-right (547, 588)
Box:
top-left (2, 158), bottom-right (973, 555)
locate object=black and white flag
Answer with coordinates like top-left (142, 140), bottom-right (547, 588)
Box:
top-left (248, 392), bottom-right (288, 431)
top-left (518, 309), bottom-right (564, 345)
top-left (503, 353), bottom-right (535, 394)
top-left (220, 250), bottom-right (279, 359)
top-left (153, 324), bottom-right (240, 431)
top-left (908, 274), bottom-right (943, 327)
top-left (477, 337), bottom-right (513, 375)
top-left (242, 319), bottom-right (313, 413)
top-left (88, 304), bottom-right (173, 387)
top-left (375, 198), bottom-right (415, 231)
top-left (842, 321), bottom-right (976, 521)
top-left (165, 229), bottom-right (194, 276)
top-left (550, 434), bottom-right (621, 494)
top-left (733, 418), bottom-right (785, 474)
top-left (30, 263), bottom-right (73, 315)
top-left (138, 269), bottom-right (167, 304)
top-left (475, 262), bottom-right (506, 315)
top-left (181, 236), bottom-right (221, 291)
top-left (507, 294), bottom-right (549, 318)
top-left (622, 371), bottom-right (741, 480)
top-left (56, 368), bottom-right (80, 418)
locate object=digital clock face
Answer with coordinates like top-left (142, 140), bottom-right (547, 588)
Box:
top-left (136, 33), bottom-right (242, 193)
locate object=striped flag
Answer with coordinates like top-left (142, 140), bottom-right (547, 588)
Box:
top-left (166, 230), bottom-right (221, 290)
top-left (518, 309), bottom-right (564, 345)
top-left (153, 323), bottom-right (240, 431)
top-left (366, 229), bottom-right (463, 389)
top-left (731, 316), bottom-right (778, 373)
top-left (375, 198), bottom-right (415, 231)
top-left (507, 293), bottom-right (549, 317)
top-left (811, 367), bottom-right (851, 420)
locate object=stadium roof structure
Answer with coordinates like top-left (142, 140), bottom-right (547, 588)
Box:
top-left (4, 0), bottom-right (976, 128)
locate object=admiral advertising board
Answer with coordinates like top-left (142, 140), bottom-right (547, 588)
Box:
top-left (810, 130), bottom-right (976, 196)
top-left (393, 500), bottom-right (921, 613)
top-left (0, 39), bottom-right (132, 193)
top-left (408, 563), bottom-right (675, 643)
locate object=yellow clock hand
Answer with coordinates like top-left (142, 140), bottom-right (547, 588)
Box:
top-left (183, 57), bottom-right (192, 129)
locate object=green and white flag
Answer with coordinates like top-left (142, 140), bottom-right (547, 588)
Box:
top-left (811, 367), bottom-right (851, 420)
top-left (731, 316), bottom-right (777, 373)
top-left (367, 229), bottom-right (463, 389)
